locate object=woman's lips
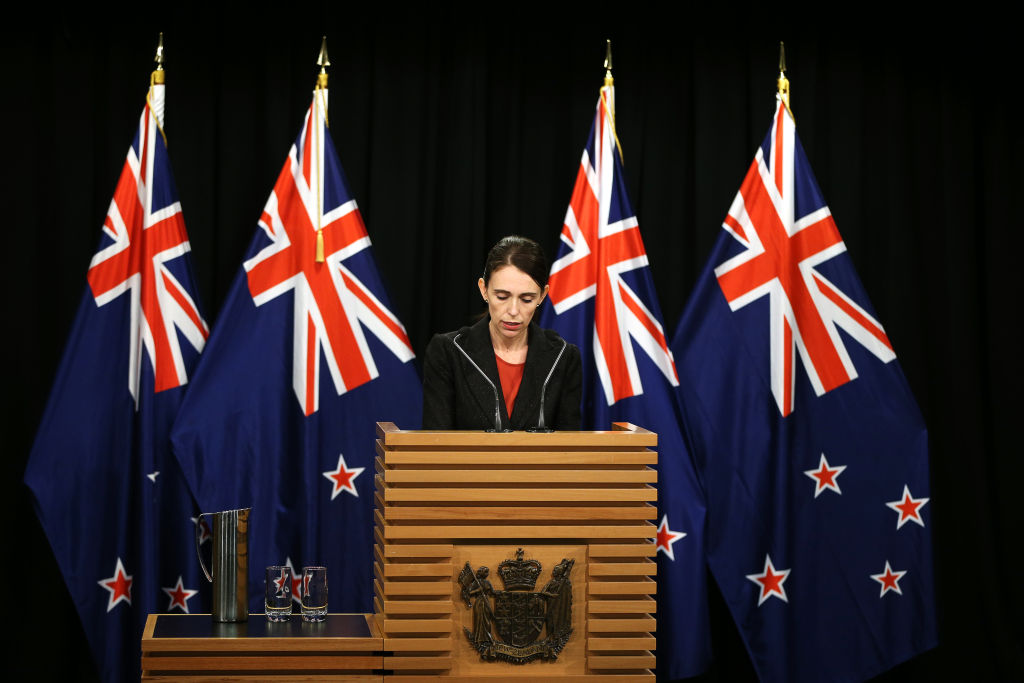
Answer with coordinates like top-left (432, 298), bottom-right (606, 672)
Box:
top-left (501, 321), bottom-right (521, 331)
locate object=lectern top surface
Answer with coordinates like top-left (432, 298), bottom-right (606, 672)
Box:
top-left (150, 613), bottom-right (371, 639)
top-left (376, 424), bottom-right (656, 447)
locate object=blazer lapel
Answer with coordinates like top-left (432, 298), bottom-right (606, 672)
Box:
top-left (510, 324), bottom-right (557, 428)
top-left (457, 318), bottom-right (509, 429)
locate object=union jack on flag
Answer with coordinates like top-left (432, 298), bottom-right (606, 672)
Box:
top-left (172, 76), bottom-right (422, 617)
top-left (27, 72), bottom-right (208, 682)
top-left (243, 89), bottom-right (415, 415)
top-left (87, 84), bottom-right (208, 401)
top-left (539, 79), bottom-right (710, 679)
top-left (714, 101), bottom-right (895, 416)
top-left (546, 85), bottom-right (678, 405)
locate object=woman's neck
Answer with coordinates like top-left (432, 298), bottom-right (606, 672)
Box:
top-left (489, 322), bottom-right (528, 362)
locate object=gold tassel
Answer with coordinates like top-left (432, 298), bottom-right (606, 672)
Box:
top-left (316, 229), bottom-right (325, 263)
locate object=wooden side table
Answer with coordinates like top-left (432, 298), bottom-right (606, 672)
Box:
top-left (141, 613), bottom-right (383, 681)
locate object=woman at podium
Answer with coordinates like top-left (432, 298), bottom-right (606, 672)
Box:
top-left (422, 236), bottom-right (582, 431)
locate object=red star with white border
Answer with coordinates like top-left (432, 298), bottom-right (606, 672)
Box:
top-left (746, 555), bottom-right (790, 606)
top-left (870, 561), bottom-right (906, 597)
top-left (192, 516), bottom-right (212, 544)
top-left (323, 453), bottom-right (364, 500)
top-left (885, 485), bottom-right (929, 529)
top-left (162, 576), bottom-right (199, 613)
top-left (98, 558), bottom-right (133, 612)
top-left (803, 452), bottom-right (846, 498)
top-left (656, 515), bottom-right (686, 560)
top-left (272, 567), bottom-right (289, 597)
top-left (285, 557), bottom-right (303, 604)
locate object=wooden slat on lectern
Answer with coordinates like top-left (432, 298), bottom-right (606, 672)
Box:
top-left (383, 487), bottom-right (657, 502)
top-left (381, 524), bottom-right (656, 540)
top-left (589, 635), bottom-right (658, 650)
top-left (589, 543), bottom-right (659, 557)
top-left (375, 596), bottom-right (454, 616)
top-left (383, 636), bottom-right (453, 650)
top-left (375, 423), bottom-right (656, 448)
top-left (590, 562), bottom-right (658, 576)
top-left (380, 562), bottom-right (453, 578)
top-left (383, 469), bottom-right (657, 483)
top-left (588, 616), bottom-right (657, 632)
top-left (381, 617), bottom-right (451, 633)
top-left (383, 505), bottom-right (658, 521)
top-left (376, 445), bottom-right (659, 465)
top-left (588, 597), bottom-right (657, 613)
top-left (381, 541), bottom-right (454, 558)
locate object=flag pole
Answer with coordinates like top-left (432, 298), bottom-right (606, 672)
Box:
top-left (314, 36), bottom-right (330, 263)
top-left (601, 39), bottom-right (624, 161)
top-left (316, 35), bottom-right (330, 124)
top-left (148, 32), bottom-right (168, 147)
top-left (777, 41), bottom-right (795, 121)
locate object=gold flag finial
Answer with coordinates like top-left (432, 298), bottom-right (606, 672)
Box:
top-left (151, 32), bottom-right (166, 84)
top-left (147, 33), bottom-right (168, 145)
top-left (317, 35), bottom-right (330, 70)
top-left (154, 32), bottom-right (165, 69)
top-left (316, 35), bottom-right (330, 86)
top-left (603, 39), bottom-right (614, 87)
top-left (777, 41), bottom-right (794, 120)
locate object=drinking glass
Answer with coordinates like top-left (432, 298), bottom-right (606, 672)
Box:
top-left (301, 566), bottom-right (328, 622)
top-left (264, 565), bottom-right (292, 622)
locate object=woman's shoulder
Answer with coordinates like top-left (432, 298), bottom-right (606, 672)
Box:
top-left (426, 322), bottom-right (481, 355)
top-left (533, 325), bottom-right (581, 357)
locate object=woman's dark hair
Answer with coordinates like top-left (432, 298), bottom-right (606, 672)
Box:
top-left (482, 235), bottom-right (549, 289)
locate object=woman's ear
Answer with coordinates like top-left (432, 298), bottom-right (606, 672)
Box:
top-left (477, 277), bottom-right (487, 301)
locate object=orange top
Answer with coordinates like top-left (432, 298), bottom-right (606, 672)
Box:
top-left (495, 354), bottom-right (525, 417)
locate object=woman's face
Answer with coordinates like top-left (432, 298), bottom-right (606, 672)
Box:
top-left (477, 265), bottom-right (548, 344)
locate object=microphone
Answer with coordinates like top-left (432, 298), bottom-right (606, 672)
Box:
top-left (527, 338), bottom-right (567, 433)
top-left (453, 335), bottom-right (512, 433)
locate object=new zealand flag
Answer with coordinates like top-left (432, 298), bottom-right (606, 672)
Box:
top-left (539, 82), bottom-right (711, 679)
top-left (670, 100), bottom-right (937, 681)
top-left (25, 77), bottom-right (208, 681)
top-left (171, 83), bottom-right (421, 615)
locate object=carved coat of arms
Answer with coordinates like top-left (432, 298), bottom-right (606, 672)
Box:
top-left (458, 548), bottom-right (574, 664)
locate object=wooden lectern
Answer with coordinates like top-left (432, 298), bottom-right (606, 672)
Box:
top-left (373, 421), bottom-right (658, 680)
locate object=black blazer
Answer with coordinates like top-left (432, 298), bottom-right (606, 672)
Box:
top-left (421, 317), bottom-right (582, 430)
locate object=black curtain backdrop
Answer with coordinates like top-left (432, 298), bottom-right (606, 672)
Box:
top-left (5, 9), bottom-right (1021, 681)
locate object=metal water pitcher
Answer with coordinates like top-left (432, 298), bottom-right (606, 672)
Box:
top-left (195, 507), bottom-right (250, 622)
